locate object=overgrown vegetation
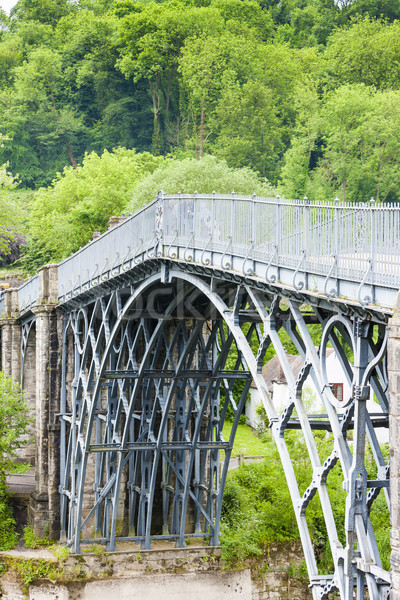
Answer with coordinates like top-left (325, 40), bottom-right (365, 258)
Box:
top-left (0, 371), bottom-right (30, 550)
top-left (220, 426), bottom-right (390, 573)
top-left (0, 0), bottom-right (398, 269)
top-left (23, 525), bottom-right (49, 549)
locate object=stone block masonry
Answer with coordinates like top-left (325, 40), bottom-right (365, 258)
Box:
top-left (0, 544), bottom-right (311, 600)
top-left (0, 265), bottom-right (62, 541)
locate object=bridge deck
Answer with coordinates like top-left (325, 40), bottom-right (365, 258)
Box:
top-left (1, 194), bottom-right (400, 317)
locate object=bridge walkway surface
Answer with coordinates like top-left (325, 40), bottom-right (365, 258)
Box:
top-left (1, 193), bottom-right (400, 600)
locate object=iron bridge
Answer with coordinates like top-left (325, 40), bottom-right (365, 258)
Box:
top-left (4, 193), bottom-right (400, 600)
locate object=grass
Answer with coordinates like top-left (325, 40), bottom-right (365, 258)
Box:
top-left (0, 266), bottom-right (24, 277)
top-left (222, 423), bottom-right (266, 457)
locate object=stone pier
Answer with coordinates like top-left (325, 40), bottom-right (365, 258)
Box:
top-left (0, 288), bottom-right (21, 380)
top-left (28, 265), bottom-right (62, 540)
top-left (0, 265), bottom-right (62, 541)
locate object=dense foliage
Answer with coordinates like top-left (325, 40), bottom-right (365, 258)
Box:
top-left (0, 0), bottom-right (397, 193)
top-left (129, 154), bottom-right (275, 212)
top-left (0, 371), bottom-right (30, 550)
top-left (220, 429), bottom-right (390, 572)
top-left (0, 0), bottom-right (398, 266)
top-left (23, 147), bottom-right (163, 269)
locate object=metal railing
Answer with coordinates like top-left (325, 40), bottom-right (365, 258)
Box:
top-left (18, 275), bottom-right (39, 314)
top-left (161, 194), bottom-right (400, 294)
top-left (58, 201), bottom-right (158, 302)
top-left (5, 194), bottom-right (400, 315)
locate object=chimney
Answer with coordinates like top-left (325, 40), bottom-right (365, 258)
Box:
top-left (93, 231), bottom-right (101, 240)
top-left (108, 214), bottom-right (127, 230)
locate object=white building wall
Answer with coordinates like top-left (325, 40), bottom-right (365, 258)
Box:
top-left (246, 353), bottom-right (388, 443)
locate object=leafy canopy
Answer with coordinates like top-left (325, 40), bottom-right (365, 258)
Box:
top-left (129, 154), bottom-right (276, 213)
top-left (26, 147), bottom-right (163, 265)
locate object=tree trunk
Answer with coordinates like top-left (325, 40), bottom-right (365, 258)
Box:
top-left (199, 102), bottom-right (205, 158)
top-left (165, 75), bottom-right (172, 123)
top-left (51, 83), bottom-right (77, 170)
top-left (150, 78), bottom-right (161, 155)
top-left (66, 144), bottom-right (78, 169)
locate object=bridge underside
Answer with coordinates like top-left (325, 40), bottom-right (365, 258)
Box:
top-left (50, 259), bottom-right (391, 599)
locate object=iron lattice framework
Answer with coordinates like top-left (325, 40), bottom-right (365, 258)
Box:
top-left (58, 263), bottom-right (390, 599)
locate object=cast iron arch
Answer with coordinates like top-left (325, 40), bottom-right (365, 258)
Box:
top-left (59, 267), bottom-right (390, 600)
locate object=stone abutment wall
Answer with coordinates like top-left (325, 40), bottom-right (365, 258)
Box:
top-left (0, 544), bottom-right (311, 600)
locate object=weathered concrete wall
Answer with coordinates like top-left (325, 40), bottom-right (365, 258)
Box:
top-left (389, 302), bottom-right (400, 600)
top-left (29, 572), bottom-right (252, 600)
top-left (0, 544), bottom-right (310, 600)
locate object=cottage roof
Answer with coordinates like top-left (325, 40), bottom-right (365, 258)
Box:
top-left (251, 349), bottom-right (334, 392)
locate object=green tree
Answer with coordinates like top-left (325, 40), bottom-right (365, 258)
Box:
top-left (279, 80), bottom-right (323, 198)
top-left (274, 0), bottom-right (341, 47)
top-left (281, 84), bottom-right (400, 202)
top-left (211, 80), bottom-right (283, 179)
top-left (0, 135), bottom-right (20, 255)
top-left (54, 10), bottom-right (150, 153)
top-left (24, 147), bottom-right (163, 268)
top-left (211, 0), bottom-right (274, 41)
top-left (117, 1), bottom-right (224, 153)
top-left (179, 33), bottom-right (257, 157)
top-left (129, 154), bottom-right (275, 213)
top-left (324, 18), bottom-right (400, 90)
top-left (0, 46), bottom-right (86, 185)
top-left (13, 46), bottom-right (84, 167)
top-left (11, 0), bottom-right (74, 27)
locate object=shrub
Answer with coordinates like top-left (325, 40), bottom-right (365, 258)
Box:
top-left (0, 371), bottom-right (31, 550)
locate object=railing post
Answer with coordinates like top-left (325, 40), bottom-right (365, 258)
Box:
top-left (211, 190), bottom-right (216, 265)
top-left (194, 190), bottom-right (197, 242)
top-left (276, 195), bottom-right (281, 279)
top-left (252, 192), bottom-right (256, 249)
top-left (231, 191), bottom-right (235, 245)
top-left (333, 196), bottom-right (339, 283)
top-left (334, 197), bottom-right (339, 258)
top-left (303, 195), bottom-right (309, 265)
top-left (370, 197), bottom-right (375, 301)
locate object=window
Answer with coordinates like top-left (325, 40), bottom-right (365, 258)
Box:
top-left (331, 383), bottom-right (343, 402)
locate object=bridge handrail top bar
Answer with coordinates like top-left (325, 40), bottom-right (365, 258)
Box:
top-left (57, 192), bottom-right (400, 265)
top-left (57, 195), bottom-right (160, 267)
top-left (162, 192), bottom-right (400, 209)
top-left (6, 192), bottom-right (400, 317)
top-left (17, 273), bottom-right (39, 292)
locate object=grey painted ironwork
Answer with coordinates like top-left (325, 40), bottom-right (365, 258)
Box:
top-left (57, 262), bottom-right (391, 599)
top-left (9, 193), bottom-right (400, 316)
top-left (7, 192), bottom-right (397, 599)
top-left (18, 274), bottom-right (39, 315)
top-left (59, 278), bottom-right (252, 554)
